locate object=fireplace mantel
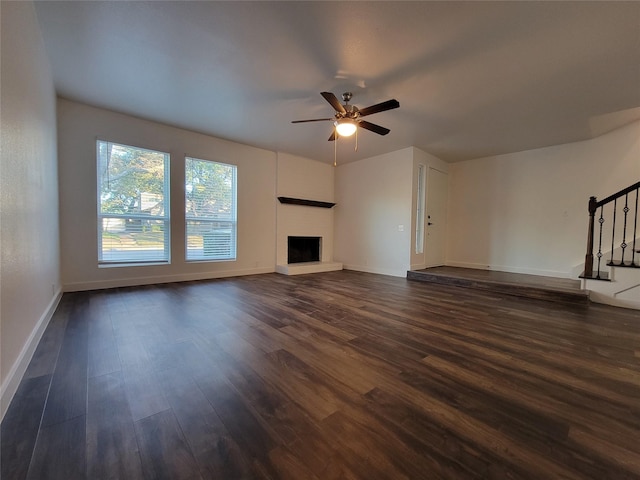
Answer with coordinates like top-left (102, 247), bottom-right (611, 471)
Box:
top-left (277, 197), bottom-right (335, 208)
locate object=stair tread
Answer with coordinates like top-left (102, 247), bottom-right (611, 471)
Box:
top-left (579, 270), bottom-right (610, 281)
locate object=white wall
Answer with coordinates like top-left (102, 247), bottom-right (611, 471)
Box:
top-left (447, 120), bottom-right (640, 277)
top-left (276, 152), bottom-right (335, 266)
top-left (0, 1), bottom-right (61, 419)
top-left (57, 99), bottom-right (277, 291)
top-left (334, 147), bottom-right (415, 277)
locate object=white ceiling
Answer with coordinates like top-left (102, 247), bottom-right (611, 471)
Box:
top-left (34, 1), bottom-right (640, 164)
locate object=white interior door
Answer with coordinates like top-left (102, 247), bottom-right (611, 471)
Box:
top-left (424, 167), bottom-right (448, 267)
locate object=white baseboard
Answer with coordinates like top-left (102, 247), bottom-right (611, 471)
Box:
top-left (63, 266), bottom-right (276, 292)
top-left (1, 289), bottom-right (62, 421)
top-left (445, 261), bottom-right (571, 279)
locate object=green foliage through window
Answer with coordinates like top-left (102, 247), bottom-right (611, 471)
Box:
top-left (97, 141), bottom-right (170, 263)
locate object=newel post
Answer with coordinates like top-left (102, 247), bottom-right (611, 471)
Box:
top-left (584, 196), bottom-right (597, 277)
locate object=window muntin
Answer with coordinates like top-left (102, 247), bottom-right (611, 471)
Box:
top-left (185, 157), bottom-right (237, 261)
top-left (97, 141), bottom-right (170, 264)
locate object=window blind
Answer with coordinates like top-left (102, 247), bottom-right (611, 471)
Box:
top-left (185, 157), bottom-right (237, 261)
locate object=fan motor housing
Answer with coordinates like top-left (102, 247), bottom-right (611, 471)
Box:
top-left (339, 104), bottom-right (360, 120)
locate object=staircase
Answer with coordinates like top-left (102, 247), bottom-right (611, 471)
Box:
top-left (580, 181), bottom-right (640, 309)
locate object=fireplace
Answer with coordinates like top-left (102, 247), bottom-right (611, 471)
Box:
top-left (288, 236), bottom-right (321, 264)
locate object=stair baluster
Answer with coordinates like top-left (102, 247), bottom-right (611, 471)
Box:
top-left (631, 189), bottom-right (638, 267)
top-left (596, 206), bottom-right (604, 279)
top-left (582, 181), bottom-right (640, 280)
top-left (608, 198), bottom-right (617, 266)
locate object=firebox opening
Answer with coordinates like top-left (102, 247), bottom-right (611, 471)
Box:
top-left (288, 236), bottom-right (321, 264)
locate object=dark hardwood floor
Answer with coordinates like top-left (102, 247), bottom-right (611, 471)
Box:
top-left (2, 270), bottom-right (640, 479)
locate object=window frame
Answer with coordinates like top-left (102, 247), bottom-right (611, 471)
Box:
top-left (184, 156), bottom-right (237, 262)
top-left (96, 140), bottom-right (171, 266)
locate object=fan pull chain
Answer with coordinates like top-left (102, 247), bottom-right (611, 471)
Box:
top-left (355, 128), bottom-right (358, 152)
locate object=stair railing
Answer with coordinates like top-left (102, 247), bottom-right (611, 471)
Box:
top-left (584, 181), bottom-right (640, 279)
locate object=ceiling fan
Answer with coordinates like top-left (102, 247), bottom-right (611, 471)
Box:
top-left (292, 92), bottom-right (400, 141)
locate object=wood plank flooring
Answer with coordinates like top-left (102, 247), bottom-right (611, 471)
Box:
top-left (2, 270), bottom-right (640, 479)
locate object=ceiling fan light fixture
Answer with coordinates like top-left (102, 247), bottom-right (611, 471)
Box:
top-left (335, 118), bottom-right (357, 137)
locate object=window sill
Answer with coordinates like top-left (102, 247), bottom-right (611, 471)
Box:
top-left (185, 258), bottom-right (236, 264)
top-left (99, 261), bottom-right (170, 268)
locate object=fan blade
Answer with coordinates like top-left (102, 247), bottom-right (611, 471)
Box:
top-left (291, 118), bottom-right (333, 123)
top-left (328, 131), bottom-right (337, 141)
top-left (358, 120), bottom-right (390, 136)
top-left (321, 92), bottom-right (346, 114)
top-left (358, 99), bottom-right (399, 117)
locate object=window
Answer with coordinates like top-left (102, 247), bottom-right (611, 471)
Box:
top-left (185, 157), bottom-right (237, 261)
top-left (97, 141), bottom-right (170, 264)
